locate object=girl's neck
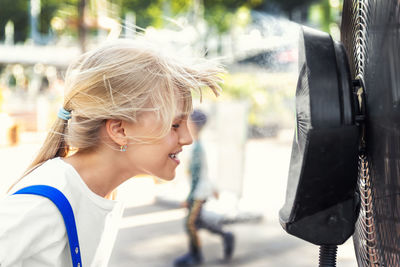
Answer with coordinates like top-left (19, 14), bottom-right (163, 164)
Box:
top-left (63, 150), bottom-right (128, 198)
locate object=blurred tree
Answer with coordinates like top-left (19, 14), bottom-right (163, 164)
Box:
top-left (203, 0), bottom-right (262, 54)
top-left (119, 0), bottom-right (165, 29)
top-left (118, 0), bottom-right (259, 36)
top-left (52, 0), bottom-right (79, 34)
top-left (0, 0), bottom-right (80, 43)
top-left (309, 0), bottom-right (342, 34)
top-left (0, 0), bottom-right (29, 43)
top-left (313, 0), bottom-right (331, 32)
top-left (270, 0), bottom-right (318, 17)
top-left (39, 0), bottom-right (62, 34)
top-left (78, 0), bottom-right (87, 52)
top-left (203, 0), bottom-right (238, 35)
top-left (170, 0), bottom-right (193, 15)
top-left (46, 0), bottom-right (87, 49)
top-left (253, 0), bottom-right (319, 22)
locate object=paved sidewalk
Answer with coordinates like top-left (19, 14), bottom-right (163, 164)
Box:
top-left (109, 201), bottom-right (357, 267)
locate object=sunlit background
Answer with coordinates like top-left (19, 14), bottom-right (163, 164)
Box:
top-left (0, 0), bottom-right (356, 266)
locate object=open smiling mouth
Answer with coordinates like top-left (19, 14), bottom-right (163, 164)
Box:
top-left (168, 151), bottom-right (181, 164)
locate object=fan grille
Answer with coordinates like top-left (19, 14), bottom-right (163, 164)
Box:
top-left (354, 155), bottom-right (380, 266)
top-left (342, 0), bottom-right (400, 266)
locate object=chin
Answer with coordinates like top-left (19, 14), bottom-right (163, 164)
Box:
top-left (157, 173), bottom-right (176, 181)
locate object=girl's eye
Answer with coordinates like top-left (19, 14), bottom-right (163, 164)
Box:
top-left (172, 124), bottom-right (180, 129)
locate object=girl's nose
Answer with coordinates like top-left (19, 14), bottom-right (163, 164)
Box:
top-left (179, 125), bottom-right (193, 146)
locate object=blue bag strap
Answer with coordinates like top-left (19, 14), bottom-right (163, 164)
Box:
top-left (13, 185), bottom-right (82, 267)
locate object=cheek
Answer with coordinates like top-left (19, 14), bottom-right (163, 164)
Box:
top-left (128, 143), bottom-right (171, 166)
top-left (158, 132), bottom-right (178, 150)
top-left (165, 134), bottom-right (178, 147)
top-left (126, 135), bottom-right (177, 168)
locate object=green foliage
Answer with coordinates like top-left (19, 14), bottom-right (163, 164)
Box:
top-left (203, 0), bottom-right (251, 9)
top-left (121, 0), bottom-right (165, 28)
top-left (0, 0), bottom-right (29, 43)
top-left (170, 0), bottom-right (191, 14)
top-left (119, 0), bottom-right (257, 36)
top-left (0, 0), bottom-right (79, 42)
top-left (308, 0), bottom-right (342, 36)
top-left (0, 0), bottom-right (270, 43)
top-left (203, 0), bottom-right (260, 35)
top-left (204, 6), bottom-right (233, 35)
top-left (268, 0), bottom-right (318, 13)
top-left (43, 1), bottom-right (79, 38)
top-left (39, 0), bottom-right (62, 34)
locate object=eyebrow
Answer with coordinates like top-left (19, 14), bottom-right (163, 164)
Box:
top-left (174, 114), bottom-right (187, 120)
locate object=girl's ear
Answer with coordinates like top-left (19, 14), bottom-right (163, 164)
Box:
top-left (105, 119), bottom-right (127, 146)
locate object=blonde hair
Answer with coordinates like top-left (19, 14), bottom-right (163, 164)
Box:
top-left (24, 39), bottom-right (222, 176)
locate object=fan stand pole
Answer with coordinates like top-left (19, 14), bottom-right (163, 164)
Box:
top-left (319, 245), bottom-right (338, 267)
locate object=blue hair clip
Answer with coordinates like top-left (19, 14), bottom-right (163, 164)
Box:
top-left (58, 107), bottom-right (72, 121)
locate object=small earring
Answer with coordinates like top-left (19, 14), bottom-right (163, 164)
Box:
top-left (120, 145), bottom-right (128, 152)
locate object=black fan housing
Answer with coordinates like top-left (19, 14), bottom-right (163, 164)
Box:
top-left (279, 26), bottom-right (360, 246)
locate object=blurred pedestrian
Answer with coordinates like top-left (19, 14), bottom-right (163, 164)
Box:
top-left (174, 109), bottom-right (235, 267)
top-left (0, 39), bottom-right (222, 266)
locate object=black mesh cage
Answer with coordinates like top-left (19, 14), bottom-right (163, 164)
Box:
top-left (341, 0), bottom-right (400, 266)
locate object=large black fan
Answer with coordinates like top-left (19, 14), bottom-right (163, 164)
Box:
top-left (279, 25), bottom-right (361, 246)
top-left (279, 0), bottom-right (400, 266)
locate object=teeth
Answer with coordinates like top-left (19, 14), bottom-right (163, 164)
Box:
top-left (169, 153), bottom-right (178, 159)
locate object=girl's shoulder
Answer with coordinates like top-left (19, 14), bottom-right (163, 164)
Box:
top-left (0, 187), bottom-right (67, 264)
top-left (1, 186), bottom-right (64, 221)
top-left (11, 157), bottom-right (75, 194)
top-left (3, 157), bottom-right (73, 223)
top-left (0, 158), bottom-right (73, 251)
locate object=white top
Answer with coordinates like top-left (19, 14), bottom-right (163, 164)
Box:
top-left (0, 157), bottom-right (124, 267)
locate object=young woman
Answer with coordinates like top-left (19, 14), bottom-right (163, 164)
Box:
top-left (0, 39), bottom-right (222, 266)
